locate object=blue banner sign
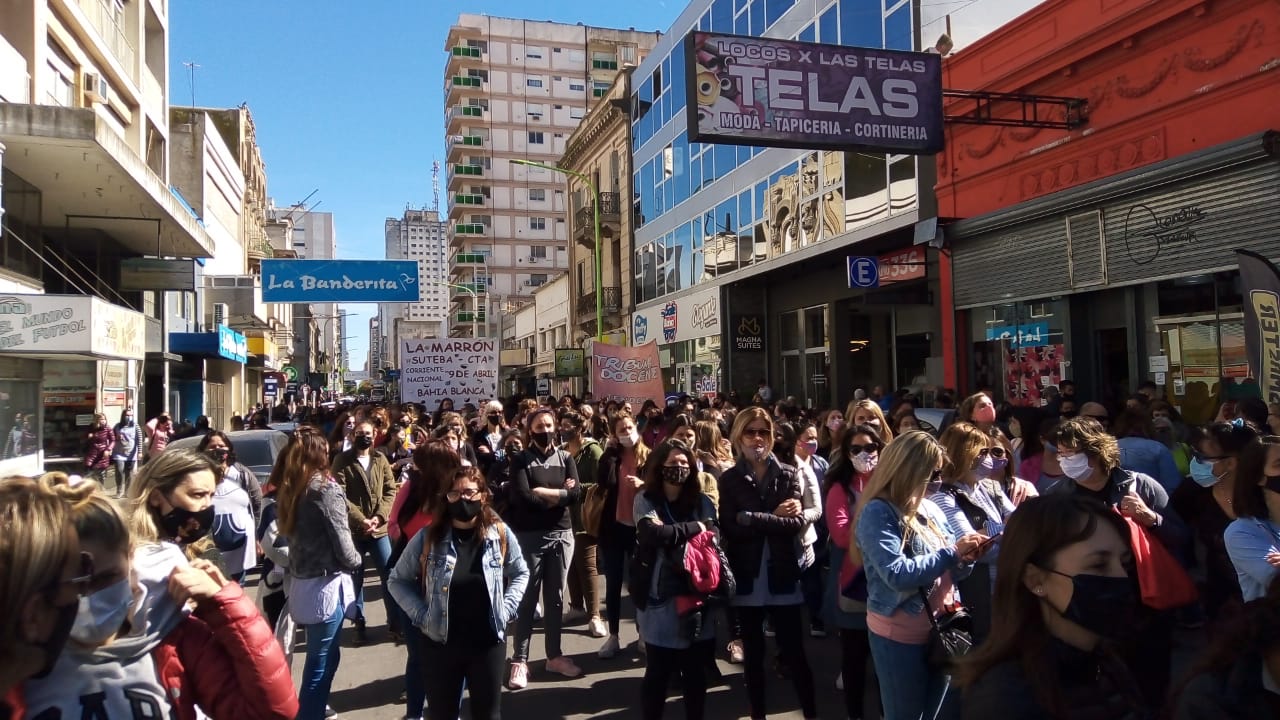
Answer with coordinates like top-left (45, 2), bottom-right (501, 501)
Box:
top-left (985, 322), bottom-right (1050, 348)
top-left (217, 325), bottom-right (247, 363)
top-left (261, 260), bottom-right (421, 303)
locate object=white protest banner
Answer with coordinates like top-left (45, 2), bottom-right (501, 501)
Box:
top-left (400, 338), bottom-right (498, 405)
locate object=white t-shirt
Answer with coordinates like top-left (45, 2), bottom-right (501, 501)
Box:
top-left (357, 454), bottom-right (372, 473)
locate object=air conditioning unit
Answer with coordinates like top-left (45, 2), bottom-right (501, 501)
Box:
top-left (212, 303), bottom-right (229, 327)
top-left (84, 72), bottom-right (110, 104)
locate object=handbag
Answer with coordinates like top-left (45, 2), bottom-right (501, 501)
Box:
top-left (1120, 514), bottom-right (1198, 610)
top-left (581, 483), bottom-right (608, 538)
top-left (919, 588), bottom-right (974, 670)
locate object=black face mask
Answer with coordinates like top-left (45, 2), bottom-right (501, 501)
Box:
top-left (661, 465), bottom-right (689, 485)
top-left (448, 499), bottom-right (483, 523)
top-left (1048, 570), bottom-right (1136, 639)
top-left (159, 504), bottom-right (216, 545)
top-left (354, 435), bottom-right (374, 450)
top-left (208, 448), bottom-right (230, 464)
top-left (31, 596), bottom-right (79, 678)
top-left (530, 431), bottom-right (554, 449)
top-left (504, 445), bottom-right (521, 456)
top-left (488, 414), bottom-right (502, 425)
top-left (1265, 475), bottom-right (1280, 494)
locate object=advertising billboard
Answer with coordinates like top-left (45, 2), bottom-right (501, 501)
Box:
top-left (261, 259), bottom-right (421, 303)
top-left (685, 32), bottom-right (944, 154)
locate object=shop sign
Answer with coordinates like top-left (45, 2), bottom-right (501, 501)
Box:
top-left (1238, 250), bottom-right (1280, 404)
top-left (217, 326), bottom-right (248, 363)
top-left (102, 361), bottom-right (127, 390)
top-left (632, 286), bottom-right (721, 346)
top-left (43, 393), bottom-right (95, 406)
top-left (0, 295), bottom-right (145, 360)
top-left (263, 376), bottom-right (279, 399)
top-left (554, 348), bottom-right (585, 378)
top-left (261, 259), bottom-right (421, 303)
top-left (102, 391), bottom-right (127, 407)
top-left (119, 259), bottom-right (196, 292)
top-left (685, 32), bottom-right (944, 154)
top-left (1121, 204), bottom-right (1209, 267)
top-left (44, 361), bottom-right (95, 392)
top-left (986, 322), bottom-right (1050, 348)
top-left (878, 247), bottom-right (927, 284)
top-left (732, 314), bottom-right (765, 353)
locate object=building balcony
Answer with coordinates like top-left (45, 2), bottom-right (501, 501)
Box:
top-left (450, 282), bottom-right (487, 300)
top-left (453, 222), bottom-right (486, 236)
top-left (446, 104), bottom-right (485, 134)
top-left (450, 162), bottom-right (486, 183)
top-left (573, 192), bottom-right (622, 248)
top-left (445, 75), bottom-right (487, 103)
top-left (448, 45), bottom-right (486, 64)
top-left (576, 286), bottom-right (623, 320)
top-left (74, 0), bottom-right (136, 75)
top-left (455, 310), bottom-right (487, 324)
top-left (452, 251), bottom-right (490, 267)
top-left (446, 133), bottom-right (484, 161)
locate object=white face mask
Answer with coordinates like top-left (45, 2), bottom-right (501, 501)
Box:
top-left (70, 577), bottom-right (134, 645)
top-left (851, 451), bottom-right (878, 474)
top-left (618, 430), bottom-right (639, 448)
top-left (1059, 453), bottom-right (1093, 480)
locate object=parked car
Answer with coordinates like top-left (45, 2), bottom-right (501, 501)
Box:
top-left (166, 429), bottom-right (289, 478)
top-left (914, 408), bottom-right (957, 437)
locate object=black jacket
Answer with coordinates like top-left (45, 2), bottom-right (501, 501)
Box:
top-left (717, 456), bottom-right (805, 596)
top-left (1173, 652), bottom-right (1280, 720)
top-left (506, 445), bottom-right (581, 533)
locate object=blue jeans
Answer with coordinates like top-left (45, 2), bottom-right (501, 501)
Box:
top-left (868, 632), bottom-right (955, 720)
top-left (352, 534), bottom-right (393, 624)
top-left (400, 605), bottom-right (427, 718)
top-left (297, 601), bottom-right (345, 720)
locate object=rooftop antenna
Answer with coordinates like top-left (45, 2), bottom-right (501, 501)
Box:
top-left (431, 159), bottom-right (441, 219)
top-left (182, 61), bottom-right (200, 108)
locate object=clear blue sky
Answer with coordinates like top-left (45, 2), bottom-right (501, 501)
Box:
top-left (170, 1), bottom-right (674, 369)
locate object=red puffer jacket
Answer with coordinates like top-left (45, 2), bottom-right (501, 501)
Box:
top-left (8, 582), bottom-right (297, 720)
top-left (155, 581), bottom-right (298, 720)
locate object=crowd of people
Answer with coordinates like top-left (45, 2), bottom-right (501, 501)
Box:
top-left (2, 383), bottom-right (1280, 719)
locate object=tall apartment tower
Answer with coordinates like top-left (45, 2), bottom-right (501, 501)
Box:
top-left (444, 15), bottom-right (662, 337)
top-left (269, 205), bottom-right (341, 386)
top-left (382, 208), bottom-right (449, 362)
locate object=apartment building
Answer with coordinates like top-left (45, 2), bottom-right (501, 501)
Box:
top-left (269, 204), bottom-right (343, 394)
top-left (382, 208), bottom-right (449, 359)
top-left (443, 14), bottom-right (661, 338)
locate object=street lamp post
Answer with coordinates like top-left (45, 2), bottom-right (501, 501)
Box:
top-left (510, 158), bottom-right (603, 342)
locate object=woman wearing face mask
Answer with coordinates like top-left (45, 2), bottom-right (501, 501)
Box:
top-left (846, 399), bottom-right (895, 444)
top-left (377, 419), bottom-right (416, 479)
top-left (506, 408), bottom-right (583, 687)
top-left (21, 475), bottom-right (298, 720)
top-left (439, 411), bottom-right (482, 467)
top-left (596, 411), bottom-right (651, 659)
top-left (331, 421), bottom-right (398, 645)
top-left (472, 401), bottom-right (508, 476)
top-left (1036, 418), bottom-right (1068, 489)
top-left (561, 411), bottom-right (608, 639)
top-left (274, 428), bottom-right (361, 719)
top-left (633, 439), bottom-right (724, 720)
top-left (667, 415), bottom-right (720, 509)
top-left (930, 423), bottom-right (1018, 642)
top-left (389, 467), bottom-right (529, 720)
top-left (853, 431), bottom-right (984, 720)
top-left (198, 432), bottom-right (264, 523)
top-left (818, 409), bottom-right (845, 461)
top-left (1046, 417), bottom-right (1189, 706)
top-left (1174, 422), bottom-right (1257, 622)
top-left (822, 424), bottom-right (884, 720)
top-left (1225, 436), bottom-right (1280, 604)
top-left (0, 477), bottom-right (85, 709)
top-left (198, 432), bottom-right (257, 585)
top-left (778, 422), bottom-right (827, 640)
top-left (719, 407), bottom-right (817, 720)
top-left (127, 448), bottom-right (219, 553)
top-left (641, 402), bottom-right (668, 449)
top-left (328, 413), bottom-right (357, 458)
top-left (956, 494), bottom-right (1147, 719)
top-left (1006, 407), bottom-right (1042, 473)
top-left (111, 408), bottom-right (143, 498)
top-left (83, 413), bottom-right (114, 490)
top-left (486, 430), bottom-right (524, 515)
top-left (957, 393), bottom-right (1005, 440)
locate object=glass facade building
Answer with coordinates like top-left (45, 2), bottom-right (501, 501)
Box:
top-left (628, 0), bottom-right (920, 308)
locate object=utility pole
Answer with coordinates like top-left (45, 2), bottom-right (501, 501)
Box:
top-left (182, 61), bottom-right (200, 108)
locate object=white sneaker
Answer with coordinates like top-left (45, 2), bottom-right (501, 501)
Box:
top-left (835, 671), bottom-right (844, 691)
top-left (598, 634), bottom-right (620, 659)
top-left (588, 616), bottom-right (608, 638)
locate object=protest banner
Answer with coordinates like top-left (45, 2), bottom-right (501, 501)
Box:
top-left (592, 340), bottom-right (666, 407)
top-left (400, 338), bottom-right (498, 406)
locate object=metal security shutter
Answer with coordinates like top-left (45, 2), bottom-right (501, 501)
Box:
top-left (952, 215), bottom-right (1072, 309)
top-left (1067, 210), bottom-right (1106, 288)
top-left (1104, 161), bottom-right (1280, 284)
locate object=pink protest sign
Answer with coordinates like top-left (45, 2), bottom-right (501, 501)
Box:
top-left (592, 340), bottom-right (666, 408)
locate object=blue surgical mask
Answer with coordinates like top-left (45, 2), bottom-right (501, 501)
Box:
top-left (1189, 457), bottom-right (1223, 488)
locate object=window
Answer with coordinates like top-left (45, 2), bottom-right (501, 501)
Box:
top-left (530, 218), bottom-right (547, 231)
top-left (529, 189), bottom-right (546, 202)
top-left (570, 107), bottom-right (585, 119)
top-left (528, 131), bottom-right (545, 144)
top-left (526, 103), bottom-right (544, 118)
top-left (530, 273), bottom-right (549, 286)
top-left (526, 49), bottom-right (543, 59)
top-left (569, 82), bottom-right (585, 92)
top-left (526, 77), bottom-right (544, 88)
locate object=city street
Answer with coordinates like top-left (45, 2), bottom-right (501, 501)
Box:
top-left (288, 576), bottom-right (849, 720)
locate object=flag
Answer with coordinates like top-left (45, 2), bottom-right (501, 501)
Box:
top-left (1236, 249), bottom-right (1280, 405)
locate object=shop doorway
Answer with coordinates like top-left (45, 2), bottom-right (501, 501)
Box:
top-left (675, 362), bottom-right (717, 399)
top-left (781, 305), bottom-right (831, 409)
top-left (1096, 328), bottom-right (1131, 407)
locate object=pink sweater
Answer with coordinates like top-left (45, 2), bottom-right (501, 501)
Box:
top-left (389, 478), bottom-right (432, 543)
top-left (826, 472), bottom-right (871, 590)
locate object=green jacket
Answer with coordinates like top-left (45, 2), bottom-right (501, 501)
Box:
top-left (331, 449), bottom-right (398, 539)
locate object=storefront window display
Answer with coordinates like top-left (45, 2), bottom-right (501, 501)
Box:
top-left (969, 299), bottom-right (1070, 407)
top-left (1153, 272), bottom-right (1246, 426)
top-left (0, 380), bottom-right (39, 461)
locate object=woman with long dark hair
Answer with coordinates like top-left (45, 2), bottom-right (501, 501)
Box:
top-left (389, 467), bottom-right (529, 720)
top-left (957, 494), bottom-right (1148, 719)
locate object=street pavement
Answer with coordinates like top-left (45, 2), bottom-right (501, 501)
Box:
top-left (284, 576), bottom-right (849, 720)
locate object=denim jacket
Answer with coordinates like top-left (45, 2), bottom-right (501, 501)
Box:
top-left (388, 523), bottom-right (530, 644)
top-left (855, 497), bottom-right (971, 617)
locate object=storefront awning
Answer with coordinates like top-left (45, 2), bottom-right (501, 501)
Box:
top-left (0, 293), bottom-right (146, 361)
top-left (168, 326), bottom-right (247, 364)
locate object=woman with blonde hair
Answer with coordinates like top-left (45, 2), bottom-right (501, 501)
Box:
top-left (692, 419), bottom-right (734, 479)
top-left (125, 448), bottom-right (219, 550)
top-left (273, 427), bottom-right (361, 720)
top-left (846, 399), bottom-right (895, 444)
top-left (19, 475), bottom-right (297, 719)
top-left (0, 476), bottom-right (85, 706)
top-left (853, 430), bottom-right (987, 720)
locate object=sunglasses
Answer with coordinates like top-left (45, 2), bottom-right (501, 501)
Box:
top-left (848, 443), bottom-right (879, 455)
top-left (977, 447), bottom-right (1007, 459)
top-left (446, 488), bottom-right (483, 502)
top-left (741, 427), bottom-right (771, 439)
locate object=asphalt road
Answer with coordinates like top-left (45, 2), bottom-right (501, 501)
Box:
top-left (285, 577), bottom-right (850, 720)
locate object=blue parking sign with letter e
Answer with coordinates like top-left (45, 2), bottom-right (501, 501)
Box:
top-left (847, 256), bottom-right (879, 289)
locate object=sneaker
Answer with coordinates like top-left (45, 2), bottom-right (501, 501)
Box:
top-left (727, 640), bottom-right (745, 664)
top-left (835, 671), bottom-right (844, 691)
top-left (809, 622), bottom-right (827, 638)
top-left (598, 634), bottom-right (621, 659)
top-left (324, 707), bottom-right (338, 720)
top-left (507, 662), bottom-right (529, 690)
top-left (764, 621), bottom-right (776, 638)
top-left (545, 655), bottom-right (583, 678)
top-left (588, 616), bottom-right (608, 638)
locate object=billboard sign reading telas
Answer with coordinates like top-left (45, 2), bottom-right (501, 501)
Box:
top-left (686, 32), bottom-right (943, 155)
